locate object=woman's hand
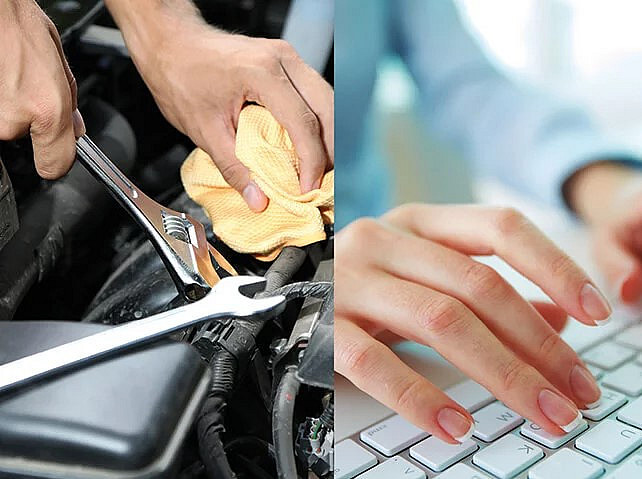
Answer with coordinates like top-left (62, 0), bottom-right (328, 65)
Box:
top-left (335, 204), bottom-right (608, 444)
top-left (0, 0), bottom-right (85, 178)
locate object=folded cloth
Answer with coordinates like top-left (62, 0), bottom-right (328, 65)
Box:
top-left (181, 105), bottom-right (334, 261)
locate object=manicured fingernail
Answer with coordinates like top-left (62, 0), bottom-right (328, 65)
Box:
top-left (570, 364), bottom-right (601, 408)
top-left (585, 399), bottom-right (601, 410)
top-left (72, 109), bottom-right (86, 137)
top-left (580, 283), bottom-right (612, 324)
top-left (437, 408), bottom-right (474, 443)
top-left (242, 181), bottom-right (268, 212)
top-left (538, 389), bottom-right (582, 433)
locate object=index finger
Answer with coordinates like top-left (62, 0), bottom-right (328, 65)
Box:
top-left (384, 204), bottom-right (612, 326)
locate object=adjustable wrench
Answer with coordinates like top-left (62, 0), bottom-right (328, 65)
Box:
top-left (76, 135), bottom-right (234, 302)
top-left (0, 276), bottom-right (285, 394)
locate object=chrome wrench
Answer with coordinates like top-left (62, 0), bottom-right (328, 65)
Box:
top-left (0, 276), bottom-right (285, 394)
top-left (76, 135), bottom-right (234, 302)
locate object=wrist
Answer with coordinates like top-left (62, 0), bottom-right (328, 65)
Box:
top-left (565, 161), bottom-right (642, 225)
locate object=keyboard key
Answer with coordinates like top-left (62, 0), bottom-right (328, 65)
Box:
top-left (335, 440), bottom-right (378, 479)
top-left (472, 434), bottom-right (543, 479)
top-left (360, 415), bottom-right (429, 456)
top-left (356, 456), bottom-right (425, 479)
top-left (473, 402), bottom-right (523, 442)
top-left (582, 387), bottom-right (627, 421)
top-left (575, 419), bottom-right (642, 463)
top-left (527, 448), bottom-right (604, 479)
top-left (445, 380), bottom-right (495, 413)
top-left (582, 342), bottom-right (636, 370)
top-left (602, 362), bottom-right (642, 396)
top-left (435, 463), bottom-right (491, 479)
top-left (604, 452), bottom-right (642, 478)
top-left (520, 419), bottom-right (588, 448)
top-left (409, 437), bottom-right (477, 472)
top-left (617, 396), bottom-right (642, 429)
top-left (586, 364), bottom-right (604, 380)
top-left (615, 324), bottom-right (642, 350)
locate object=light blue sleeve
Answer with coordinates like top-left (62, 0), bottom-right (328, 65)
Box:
top-left (392, 0), bottom-right (639, 208)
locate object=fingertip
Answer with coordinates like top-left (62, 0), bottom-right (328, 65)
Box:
top-left (579, 283), bottom-right (612, 325)
top-left (618, 266), bottom-right (642, 304)
top-left (243, 181), bottom-right (268, 212)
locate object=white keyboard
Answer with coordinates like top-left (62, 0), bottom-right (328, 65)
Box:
top-left (335, 322), bottom-right (642, 479)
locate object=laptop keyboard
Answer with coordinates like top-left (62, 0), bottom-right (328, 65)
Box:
top-left (336, 321), bottom-right (642, 479)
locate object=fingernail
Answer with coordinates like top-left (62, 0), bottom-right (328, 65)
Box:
top-left (437, 408), bottom-right (474, 443)
top-left (72, 109), bottom-right (86, 137)
top-left (570, 364), bottom-right (601, 408)
top-left (580, 283), bottom-right (612, 324)
top-left (538, 389), bottom-right (582, 433)
top-left (242, 181), bottom-right (268, 212)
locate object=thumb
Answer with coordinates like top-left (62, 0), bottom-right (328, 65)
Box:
top-left (593, 231), bottom-right (642, 304)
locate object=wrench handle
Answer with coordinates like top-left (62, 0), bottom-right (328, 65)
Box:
top-left (0, 301), bottom-right (216, 394)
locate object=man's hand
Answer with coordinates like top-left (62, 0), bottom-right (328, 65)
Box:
top-left (335, 204), bottom-right (607, 443)
top-left (566, 162), bottom-right (642, 304)
top-left (0, 0), bottom-right (85, 178)
top-left (106, 0), bottom-right (333, 212)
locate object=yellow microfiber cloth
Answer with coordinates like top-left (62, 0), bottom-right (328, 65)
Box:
top-left (181, 105), bottom-right (334, 261)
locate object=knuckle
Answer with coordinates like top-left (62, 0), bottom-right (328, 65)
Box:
top-left (340, 341), bottom-right (381, 378)
top-left (419, 297), bottom-right (467, 338)
top-left (271, 39), bottom-right (295, 56)
top-left (499, 358), bottom-right (531, 392)
top-left (392, 377), bottom-right (426, 413)
top-left (548, 252), bottom-right (577, 279)
top-left (494, 207), bottom-right (529, 238)
top-left (385, 202), bottom-right (422, 222)
top-left (299, 109), bottom-right (321, 136)
top-left (462, 262), bottom-right (509, 301)
top-left (217, 161), bottom-right (247, 190)
top-left (537, 330), bottom-right (564, 359)
top-left (339, 217), bottom-right (381, 251)
top-left (33, 101), bottom-right (65, 133)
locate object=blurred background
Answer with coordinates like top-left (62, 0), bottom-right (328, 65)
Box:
top-left (371, 0), bottom-right (642, 208)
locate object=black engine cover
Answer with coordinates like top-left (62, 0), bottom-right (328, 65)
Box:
top-left (0, 321), bottom-right (210, 479)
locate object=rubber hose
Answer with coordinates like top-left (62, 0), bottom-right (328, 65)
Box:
top-left (264, 246), bottom-right (307, 293)
top-left (196, 347), bottom-right (238, 479)
top-left (273, 367), bottom-right (301, 479)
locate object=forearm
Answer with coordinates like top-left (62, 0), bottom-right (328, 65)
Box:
top-left (103, 0), bottom-right (206, 67)
top-left (565, 162), bottom-right (642, 225)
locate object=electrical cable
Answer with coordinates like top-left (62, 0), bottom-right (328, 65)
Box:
top-left (273, 367), bottom-right (301, 479)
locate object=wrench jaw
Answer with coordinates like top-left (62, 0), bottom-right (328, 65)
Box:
top-left (157, 209), bottom-right (236, 302)
top-left (209, 276), bottom-right (287, 320)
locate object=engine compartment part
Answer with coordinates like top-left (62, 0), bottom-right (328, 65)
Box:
top-left (0, 321), bottom-right (210, 479)
top-left (0, 159), bottom-right (18, 251)
top-left (0, 98), bottom-right (136, 322)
